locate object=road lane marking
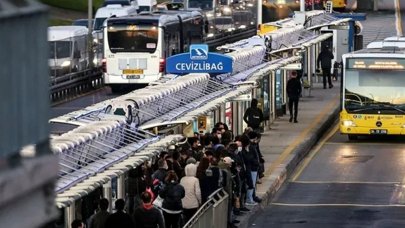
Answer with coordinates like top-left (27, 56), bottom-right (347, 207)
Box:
top-left (264, 96), bottom-right (340, 177)
top-left (395, 0), bottom-right (403, 36)
top-left (291, 124), bottom-right (339, 181)
top-left (271, 202), bottom-right (405, 207)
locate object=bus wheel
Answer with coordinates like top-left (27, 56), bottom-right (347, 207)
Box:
top-left (348, 135), bottom-right (358, 140)
top-left (110, 85), bottom-right (121, 93)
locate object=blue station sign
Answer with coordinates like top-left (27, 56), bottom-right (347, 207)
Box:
top-left (166, 44), bottom-right (233, 74)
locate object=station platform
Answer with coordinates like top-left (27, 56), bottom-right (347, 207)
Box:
top-left (237, 81), bottom-right (341, 228)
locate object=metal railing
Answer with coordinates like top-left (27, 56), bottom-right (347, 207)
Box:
top-left (50, 67), bottom-right (103, 103)
top-left (183, 188), bottom-right (229, 228)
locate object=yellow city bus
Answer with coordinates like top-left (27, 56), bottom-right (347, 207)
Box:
top-left (322, 0), bottom-right (346, 11)
top-left (331, 0), bottom-right (346, 10)
top-left (340, 43), bottom-right (405, 140)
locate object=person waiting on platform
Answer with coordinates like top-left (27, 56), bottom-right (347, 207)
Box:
top-left (317, 45), bottom-right (335, 89)
top-left (132, 191), bottom-right (165, 228)
top-left (243, 99), bottom-right (264, 133)
top-left (286, 71), bottom-right (302, 123)
top-left (71, 219), bottom-right (84, 228)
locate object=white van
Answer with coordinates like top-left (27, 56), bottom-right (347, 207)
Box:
top-left (94, 4), bottom-right (138, 31)
top-left (48, 26), bottom-right (89, 76)
top-left (138, 0), bottom-right (157, 13)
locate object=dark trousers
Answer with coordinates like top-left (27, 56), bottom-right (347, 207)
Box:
top-left (288, 97), bottom-right (299, 120)
top-left (322, 68), bottom-right (333, 88)
top-left (163, 212), bottom-right (182, 228)
top-left (183, 208), bottom-right (198, 224)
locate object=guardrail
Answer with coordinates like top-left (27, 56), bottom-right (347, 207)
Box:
top-left (183, 188), bottom-right (229, 228)
top-left (205, 27), bottom-right (257, 49)
top-left (50, 67), bottom-right (103, 103)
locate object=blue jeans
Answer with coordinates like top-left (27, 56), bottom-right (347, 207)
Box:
top-left (246, 171), bottom-right (258, 203)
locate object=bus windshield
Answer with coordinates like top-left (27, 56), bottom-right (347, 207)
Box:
top-left (107, 21), bottom-right (158, 53)
top-left (344, 69), bottom-right (405, 114)
top-left (49, 41), bottom-right (71, 59)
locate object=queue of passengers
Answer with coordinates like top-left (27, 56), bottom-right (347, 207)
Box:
top-left (77, 122), bottom-right (264, 228)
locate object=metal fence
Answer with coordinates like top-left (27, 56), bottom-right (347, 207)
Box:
top-left (183, 188), bottom-right (229, 228)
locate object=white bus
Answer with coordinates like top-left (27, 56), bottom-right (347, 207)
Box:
top-left (94, 4), bottom-right (139, 31)
top-left (138, 0), bottom-right (157, 13)
top-left (102, 11), bottom-right (204, 92)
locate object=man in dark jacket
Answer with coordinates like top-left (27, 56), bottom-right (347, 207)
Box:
top-left (89, 198), bottom-right (109, 228)
top-left (317, 45), bottom-right (335, 89)
top-left (243, 99), bottom-right (264, 133)
top-left (133, 191), bottom-right (165, 228)
top-left (105, 199), bottom-right (134, 228)
top-left (286, 71), bottom-right (302, 123)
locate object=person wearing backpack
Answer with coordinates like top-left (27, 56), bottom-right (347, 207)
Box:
top-left (243, 99), bottom-right (264, 133)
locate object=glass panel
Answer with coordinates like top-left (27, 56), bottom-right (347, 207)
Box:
top-left (344, 69), bottom-right (405, 114)
top-left (107, 22), bottom-right (159, 53)
top-left (94, 17), bottom-right (107, 31)
top-left (188, 0), bottom-right (213, 10)
top-left (49, 41), bottom-right (71, 59)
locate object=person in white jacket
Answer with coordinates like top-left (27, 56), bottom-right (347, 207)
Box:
top-left (180, 163), bottom-right (202, 224)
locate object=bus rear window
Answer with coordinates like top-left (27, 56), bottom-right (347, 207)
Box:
top-left (107, 23), bottom-right (158, 53)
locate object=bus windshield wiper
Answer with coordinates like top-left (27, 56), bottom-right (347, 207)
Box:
top-left (350, 103), bottom-right (405, 114)
top-left (350, 107), bottom-right (378, 112)
top-left (375, 103), bottom-right (405, 114)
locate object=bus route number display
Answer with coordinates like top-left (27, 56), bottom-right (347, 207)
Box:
top-left (347, 58), bottom-right (405, 70)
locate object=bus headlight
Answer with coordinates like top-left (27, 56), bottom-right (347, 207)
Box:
top-left (61, 60), bottom-right (71, 67)
top-left (342, 120), bottom-right (356, 127)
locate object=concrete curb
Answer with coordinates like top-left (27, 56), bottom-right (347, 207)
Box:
top-left (238, 105), bottom-right (340, 228)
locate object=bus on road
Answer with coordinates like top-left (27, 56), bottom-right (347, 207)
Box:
top-left (102, 11), bottom-right (204, 92)
top-left (340, 42), bottom-right (405, 140)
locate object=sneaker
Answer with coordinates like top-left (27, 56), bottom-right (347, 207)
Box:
top-left (289, 117), bottom-right (293, 122)
top-left (256, 180), bottom-right (262, 184)
top-left (240, 207), bottom-right (250, 212)
top-left (245, 201), bottom-right (258, 206)
top-left (329, 84), bottom-right (334, 88)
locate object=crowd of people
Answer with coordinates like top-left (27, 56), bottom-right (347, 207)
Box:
top-left (71, 99), bottom-right (266, 228)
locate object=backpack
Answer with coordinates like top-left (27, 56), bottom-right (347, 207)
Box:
top-left (248, 108), bottom-right (261, 128)
top-left (152, 178), bottom-right (165, 196)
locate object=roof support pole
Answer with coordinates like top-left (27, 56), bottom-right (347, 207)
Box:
top-left (300, 0), bottom-right (305, 11)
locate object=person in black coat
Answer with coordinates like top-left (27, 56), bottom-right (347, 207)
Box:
top-left (133, 191), bottom-right (165, 228)
top-left (160, 171), bottom-right (185, 228)
top-left (286, 71), bottom-right (302, 123)
top-left (317, 45), bottom-right (335, 89)
top-left (243, 99), bottom-right (264, 133)
top-left (105, 199), bottom-right (134, 228)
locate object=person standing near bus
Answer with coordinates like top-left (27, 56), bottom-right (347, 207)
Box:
top-left (317, 45), bottom-right (334, 89)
